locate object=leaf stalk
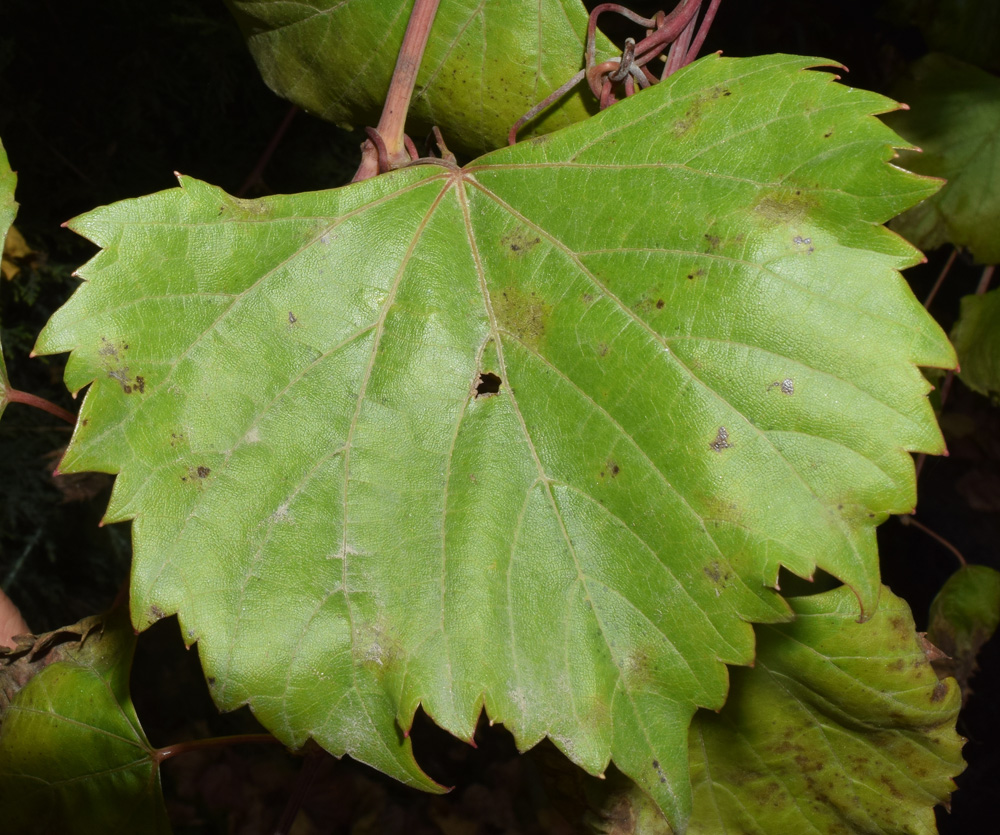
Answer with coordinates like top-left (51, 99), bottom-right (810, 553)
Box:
top-left (353, 0), bottom-right (441, 181)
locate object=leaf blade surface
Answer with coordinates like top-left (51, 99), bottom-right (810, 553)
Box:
top-left (36, 54), bottom-right (953, 828)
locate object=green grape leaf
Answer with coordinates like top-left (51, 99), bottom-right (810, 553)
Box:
top-left (223, 0), bottom-right (617, 156)
top-left (0, 608), bottom-right (171, 835)
top-left (885, 54), bottom-right (1000, 263)
top-left (1, 136), bottom-right (17, 410)
top-left (928, 563), bottom-right (1000, 696)
top-left (628, 586), bottom-right (962, 834)
top-left (951, 288), bottom-right (1000, 401)
top-left (885, 0), bottom-right (1000, 74)
top-left (36, 55), bottom-right (953, 829)
top-left (578, 586), bottom-right (964, 833)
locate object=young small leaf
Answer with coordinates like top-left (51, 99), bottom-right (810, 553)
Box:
top-left (36, 54), bottom-right (953, 828)
top-left (0, 608), bottom-right (170, 835)
top-left (928, 563), bottom-right (1000, 697)
top-left (951, 288), bottom-right (1000, 402)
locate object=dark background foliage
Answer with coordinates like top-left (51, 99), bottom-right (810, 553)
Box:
top-left (0, 1), bottom-right (995, 832)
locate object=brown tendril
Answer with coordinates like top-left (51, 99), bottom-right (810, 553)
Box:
top-left (509, 1), bottom-right (721, 143)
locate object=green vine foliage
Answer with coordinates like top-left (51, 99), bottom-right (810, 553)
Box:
top-left (223, 0), bottom-right (617, 155)
top-left (0, 7), bottom-right (969, 834)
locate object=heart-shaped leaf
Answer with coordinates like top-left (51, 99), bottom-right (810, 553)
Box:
top-left (36, 54), bottom-right (953, 828)
top-left (885, 54), bottom-right (1000, 263)
top-left (223, 0), bottom-right (617, 155)
top-left (0, 608), bottom-right (171, 835)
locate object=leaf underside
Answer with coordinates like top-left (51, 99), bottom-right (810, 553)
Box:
top-left (687, 586), bottom-right (963, 834)
top-left (591, 585), bottom-right (964, 834)
top-left (224, 0), bottom-right (617, 155)
top-left (36, 54), bottom-right (953, 828)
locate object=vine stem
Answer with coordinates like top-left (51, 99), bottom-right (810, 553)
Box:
top-left (237, 105), bottom-right (299, 197)
top-left (900, 515), bottom-right (967, 567)
top-left (353, 0), bottom-right (441, 182)
top-left (4, 387), bottom-right (76, 424)
top-left (153, 733), bottom-right (282, 763)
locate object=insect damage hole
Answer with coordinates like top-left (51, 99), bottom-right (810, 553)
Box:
top-left (474, 371), bottom-right (502, 398)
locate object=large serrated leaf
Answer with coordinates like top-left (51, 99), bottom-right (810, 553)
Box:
top-left (224, 0), bottom-right (617, 155)
top-left (35, 54), bottom-right (953, 829)
top-left (0, 608), bottom-right (171, 835)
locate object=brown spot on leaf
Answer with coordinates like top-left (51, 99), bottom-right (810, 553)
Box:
top-left (492, 287), bottom-right (551, 348)
top-left (196, 466), bottom-right (210, 479)
top-left (710, 426), bottom-right (732, 452)
top-left (500, 227), bottom-right (541, 256)
top-left (767, 378), bottom-right (795, 395)
top-left (930, 681), bottom-right (949, 703)
top-left (753, 189), bottom-right (818, 227)
top-left (655, 299), bottom-right (665, 309)
top-left (687, 268), bottom-right (706, 279)
top-left (704, 233), bottom-right (721, 251)
top-left (652, 759), bottom-right (667, 784)
top-left (288, 311), bottom-right (298, 324)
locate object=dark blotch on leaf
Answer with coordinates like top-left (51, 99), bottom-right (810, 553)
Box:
top-left (655, 299), bottom-right (665, 309)
top-left (710, 426), bottom-right (732, 452)
top-left (931, 681), bottom-right (949, 703)
top-left (196, 466), bottom-right (210, 479)
top-left (500, 227), bottom-right (541, 256)
top-left (474, 372), bottom-right (501, 398)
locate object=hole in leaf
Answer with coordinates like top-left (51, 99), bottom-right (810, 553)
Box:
top-left (475, 372), bottom-right (502, 398)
